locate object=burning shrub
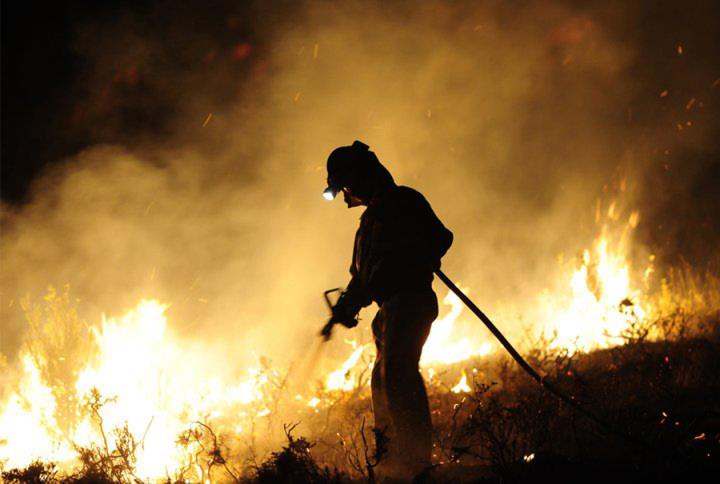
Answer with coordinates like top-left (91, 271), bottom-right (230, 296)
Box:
top-left (21, 286), bottom-right (95, 438)
top-left (1, 230), bottom-right (719, 482)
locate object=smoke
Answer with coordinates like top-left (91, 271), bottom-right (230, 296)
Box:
top-left (2, 0), bottom-right (719, 364)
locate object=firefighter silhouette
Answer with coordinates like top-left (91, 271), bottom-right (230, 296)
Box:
top-left (322, 141), bottom-right (453, 480)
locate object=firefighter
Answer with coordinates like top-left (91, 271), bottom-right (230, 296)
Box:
top-left (321, 141), bottom-right (453, 480)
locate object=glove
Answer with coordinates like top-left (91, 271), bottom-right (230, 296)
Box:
top-left (332, 292), bottom-right (360, 327)
top-left (331, 306), bottom-right (359, 328)
top-left (320, 296), bottom-right (358, 340)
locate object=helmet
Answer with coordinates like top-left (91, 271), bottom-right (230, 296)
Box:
top-left (323, 141), bottom-right (394, 202)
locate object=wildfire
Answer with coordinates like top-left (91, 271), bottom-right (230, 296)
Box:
top-left (0, 200), bottom-right (659, 479)
top-left (540, 208), bottom-right (651, 352)
top-left (0, 354), bottom-right (77, 469)
top-left (0, 300), bottom-right (270, 479)
top-left (325, 341), bottom-right (366, 392)
top-left (421, 290), bottom-right (494, 366)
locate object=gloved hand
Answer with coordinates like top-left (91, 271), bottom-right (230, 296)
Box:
top-left (320, 299), bottom-right (358, 340)
top-left (332, 305), bottom-right (359, 328)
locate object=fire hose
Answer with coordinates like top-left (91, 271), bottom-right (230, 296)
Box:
top-left (435, 271), bottom-right (614, 430)
top-left (321, 270), bottom-right (671, 460)
top-left (434, 269), bottom-right (669, 459)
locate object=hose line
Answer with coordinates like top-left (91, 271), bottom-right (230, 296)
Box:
top-left (434, 269), bottom-right (665, 457)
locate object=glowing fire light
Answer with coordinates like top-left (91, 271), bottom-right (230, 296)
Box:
top-left (0, 300), bottom-right (270, 479)
top-left (451, 371), bottom-right (471, 393)
top-left (541, 212), bottom-right (650, 352)
top-left (421, 290), bottom-right (494, 366)
top-left (0, 200), bottom-right (660, 478)
top-left (0, 354), bottom-right (76, 469)
top-left (326, 342), bottom-right (365, 391)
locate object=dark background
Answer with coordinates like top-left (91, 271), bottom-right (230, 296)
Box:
top-left (2, 0), bottom-right (720, 266)
top-left (1, 0), bottom-right (278, 203)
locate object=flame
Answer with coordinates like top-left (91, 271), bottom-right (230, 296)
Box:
top-left (0, 200), bottom-right (662, 478)
top-left (0, 354), bottom-right (76, 469)
top-left (541, 213), bottom-right (650, 352)
top-left (0, 300), bottom-right (270, 479)
top-left (325, 341), bottom-right (365, 392)
top-left (421, 290), bottom-right (494, 366)
top-left (451, 370), bottom-right (471, 393)
top-left (71, 300), bottom-right (199, 476)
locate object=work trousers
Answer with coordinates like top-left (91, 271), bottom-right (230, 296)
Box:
top-left (371, 286), bottom-right (438, 478)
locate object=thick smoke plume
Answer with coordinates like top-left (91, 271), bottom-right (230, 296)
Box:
top-left (1, 0), bottom-right (719, 369)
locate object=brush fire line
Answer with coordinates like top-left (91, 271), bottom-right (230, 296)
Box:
top-left (0, 201), bottom-right (661, 479)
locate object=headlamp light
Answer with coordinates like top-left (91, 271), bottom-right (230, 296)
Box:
top-left (323, 186), bottom-right (337, 201)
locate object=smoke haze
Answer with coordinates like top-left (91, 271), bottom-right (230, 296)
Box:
top-left (2, 0), bottom-right (719, 367)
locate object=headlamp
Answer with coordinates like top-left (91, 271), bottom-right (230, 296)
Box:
top-left (323, 186), bottom-right (337, 201)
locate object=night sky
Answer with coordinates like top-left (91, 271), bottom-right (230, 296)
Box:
top-left (2, 0), bottom-right (720, 265)
top-left (2, 0), bottom-right (286, 202)
top-left (3, 2), bottom-right (79, 202)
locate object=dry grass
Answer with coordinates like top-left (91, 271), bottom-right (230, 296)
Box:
top-left (2, 274), bottom-right (719, 483)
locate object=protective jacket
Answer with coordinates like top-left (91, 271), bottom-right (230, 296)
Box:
top-left (342, 184), bottom-right (453, 313)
